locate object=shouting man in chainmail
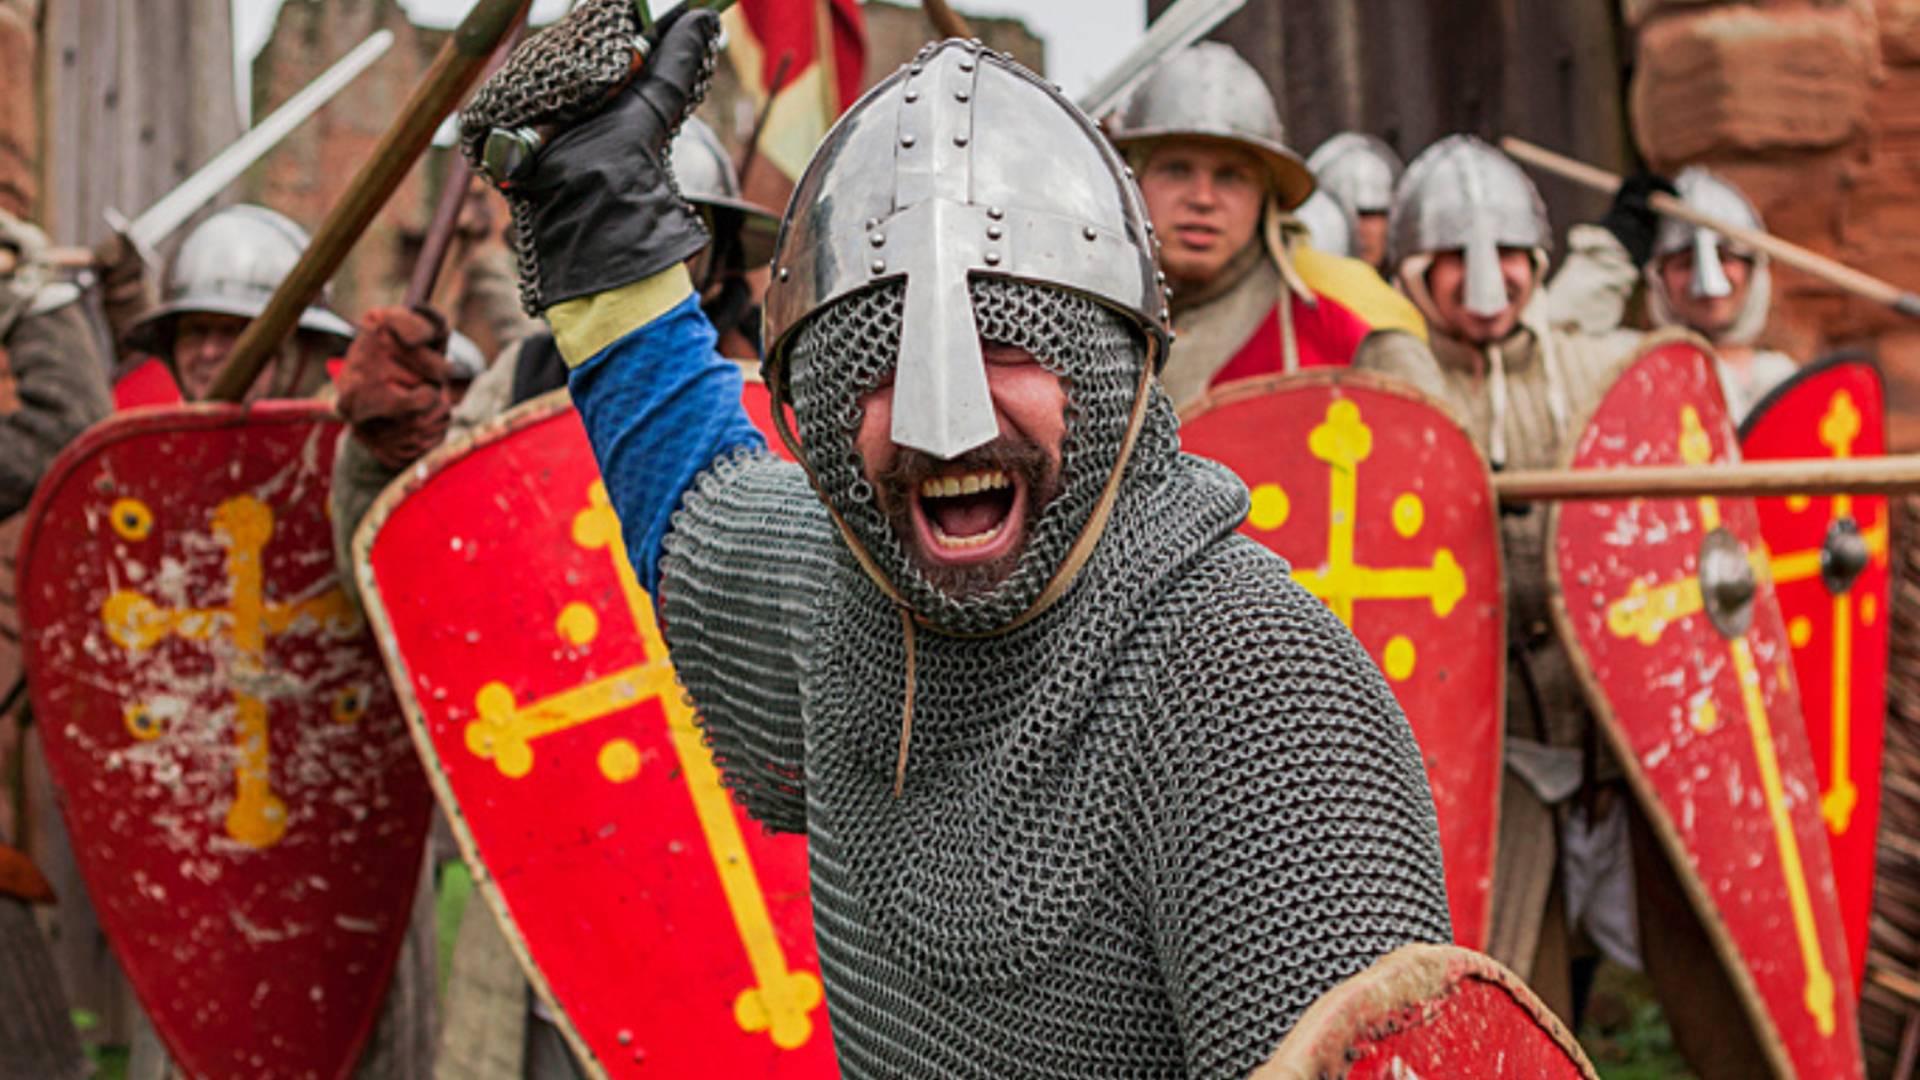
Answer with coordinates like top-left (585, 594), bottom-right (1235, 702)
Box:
top-left (464, 5), bottom-right (1451, 1076)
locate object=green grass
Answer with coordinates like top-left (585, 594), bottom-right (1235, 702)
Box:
top-left (71, 1009), bottom-right (129, 1080)
top-left (1578, 964), bottom-right (1696, 1080)
top-left (435, 861), bottom-right (475, 995)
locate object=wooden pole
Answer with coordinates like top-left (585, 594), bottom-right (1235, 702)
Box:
top-left (924, 0), bottom-right (975, 40)
top-left (404, 22), bottom-right (527, 310)
top-left (203, 0), bottom-right (532, 403)
top-left (1500, 136), bottom-right (1920, 319)
top-left (1494, 454), bottom-right (1920, 503)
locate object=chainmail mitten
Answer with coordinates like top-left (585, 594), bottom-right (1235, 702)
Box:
top-left (461, 2), bottom-right (720, 312)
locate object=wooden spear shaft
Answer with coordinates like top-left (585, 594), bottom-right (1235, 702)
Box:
top-left (924, 0), bottom-right (975, 40)
top-left (1494, 455), bottom-right (1920, 502)
top-left (1501, 136), bottom-right (1920, 319)
top-left (204, 0), bottom-right (532, 403)
top-left (404, 21), bottom-right (528, 309)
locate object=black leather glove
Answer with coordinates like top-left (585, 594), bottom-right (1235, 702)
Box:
top-left (1599, 171), bottom-right (1678, 266)
top-left (464, 4), bottom-right (722, 312)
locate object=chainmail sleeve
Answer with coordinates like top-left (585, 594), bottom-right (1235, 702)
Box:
top-left (1138, 534), bottom-right (1452, 1079)
top-left (657, 450), bottom-right (835, 833)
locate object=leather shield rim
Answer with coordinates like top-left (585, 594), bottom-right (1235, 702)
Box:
top-left (17, 401), bottom-right (414, 1080)
top-left (1249, 943), bottom-right (1598, 1079)
top-left (1178, 366), bottom-right (1508, 951)
top-left (1543, 326), bottom-right (1803, 1079)
top-left (353, 389), bottom-right (615, 1080)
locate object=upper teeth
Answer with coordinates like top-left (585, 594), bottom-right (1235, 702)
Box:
top-left (920, 470), bottom-right (1009, 498)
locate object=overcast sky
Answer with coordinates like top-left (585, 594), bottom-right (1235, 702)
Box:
top-left (231, 0), bottom-right (1143, 115)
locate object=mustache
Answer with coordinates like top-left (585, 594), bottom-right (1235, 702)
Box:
top-left (871, 438), bottom-right (1057, 513)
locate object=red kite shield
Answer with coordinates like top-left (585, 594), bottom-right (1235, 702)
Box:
top-left (17, 402), bottom-right (432, 1080)
top-left (1550, 336), bottom-right (1862, 1078)
top-left (1739, 353), bottom-right (1888, 990)
top-left (1251, 945), bottom-right (1597, 1080)
top-left (1181, 370), bottom-right (1503, 951)
top-left (356, 389), bottom-right (830, 1079)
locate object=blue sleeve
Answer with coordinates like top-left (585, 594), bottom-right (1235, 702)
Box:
top-left (566, 294), bottom-right (766, 596)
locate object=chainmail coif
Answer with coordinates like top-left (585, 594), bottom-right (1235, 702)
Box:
top-left (657, 278), bottom-right (1452, 1077)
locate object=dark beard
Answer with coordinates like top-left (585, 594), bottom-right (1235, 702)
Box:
top-left (872, 438), bottom-right (1062, 599)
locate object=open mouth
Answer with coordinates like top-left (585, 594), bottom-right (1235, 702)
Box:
top-left (908, 466), bottom-right (1027, 566)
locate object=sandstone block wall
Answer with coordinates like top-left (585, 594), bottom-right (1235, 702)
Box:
top-left (0, 0), bottom-right (35, 220)
top-left (1630, 0), bottom-right (1920, 449)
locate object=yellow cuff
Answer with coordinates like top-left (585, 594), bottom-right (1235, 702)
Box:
top-left (546, 264), bottom-right (695, 367)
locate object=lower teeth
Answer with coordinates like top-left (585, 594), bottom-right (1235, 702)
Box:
top-left (934, 522), bottom-right (1004, 550)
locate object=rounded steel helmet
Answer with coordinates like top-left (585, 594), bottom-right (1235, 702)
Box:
top-left (1646, 167), bottom-right (1771, 345)
top-left (1388, 135), bottom-right (1551, 319)
top-left (764, 38), bottom-right (1167, 463)
top-left (1651, 167), bottom-right (1764, 299)
top-left (125, 204), bottom-right (354, 356)
top-left (1307, 132), bottom-right (1403, 216)
top-left (1106, 43), bottom-right (1314, 210)
top-left (671, 116), bottom-right (780, 268)
top-left (1293, 190), bottom-right (1356, 257)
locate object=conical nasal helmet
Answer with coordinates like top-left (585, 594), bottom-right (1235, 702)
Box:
top-left (1389, 135), bottom-right (1550, 319)
top-left (762, 38), bottom-right (1168, 462)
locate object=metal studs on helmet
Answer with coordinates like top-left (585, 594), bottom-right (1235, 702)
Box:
top-left (670, 116), bottom-right (780, 269)
top-left (763, 40), bottom-right (1165, 462)
top-left (1388, 135), bottom-right (1550, 319)
top-left (124, 205), bottom-right (354, 355)
top-left (1106, 43), bottom-right (1315, 210)
top-left (1307, 132), bottom-right (1403, 216)
top-left (1652, 167), bottom-right (1762, 301)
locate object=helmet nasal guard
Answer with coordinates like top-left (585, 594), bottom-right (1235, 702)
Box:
top-left (762, 40), bottom-right (1169, 463)
top-left (1388, 135), bottom-right (1550, 319)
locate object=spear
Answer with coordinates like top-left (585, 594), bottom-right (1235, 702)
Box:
top-left (203, 0), bottom-right (533, 403)
top-left (1493, 456), bottom-right (1920, 503)
top-left (405, 21), bottom-right (529, 310)
top-left (1501, 136), bottom-right (1920, 320)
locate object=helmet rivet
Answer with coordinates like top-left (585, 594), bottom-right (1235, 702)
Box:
top-left (904, 89), bottom-right (920, 103)
top-left (1123, 165), bottom-right (1135, 179)
top-left (955, 89), bottom-right (969, 103)
top-left (871, 259), bottom-right (886, 274)
top-left (959, 60), bottom-right (975, 73)
top-left (865, 217), bottom-right (881, 230)
top-left (870, 231), bottom-right (885, 247)
top-left (987, 206), bottom-right (1004, 220)
top-left (909, 63), bottom-right (923, 75)
top-left (984, 251), bottom-right (1002, 266)
top-left (1083, 226), bottom-right (1098, 241)
top-left (986, 224), bottom-right (1004, 241)
top-left (953, 134), bottom-right (969, 147)
top-left (901, 133), bottom-right (917, 148)
top-left (777, 267), bottom-right (790, 282)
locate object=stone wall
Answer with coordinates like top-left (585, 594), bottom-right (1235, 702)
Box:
top-left (249, 0), bottom-right (443, 321)
top-left (249, 0), bottom-right (1042, 321)
top-left (0, 0), bottom-right (35, 219)
top-left (1627, 0), bottom-right (1920, 449)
